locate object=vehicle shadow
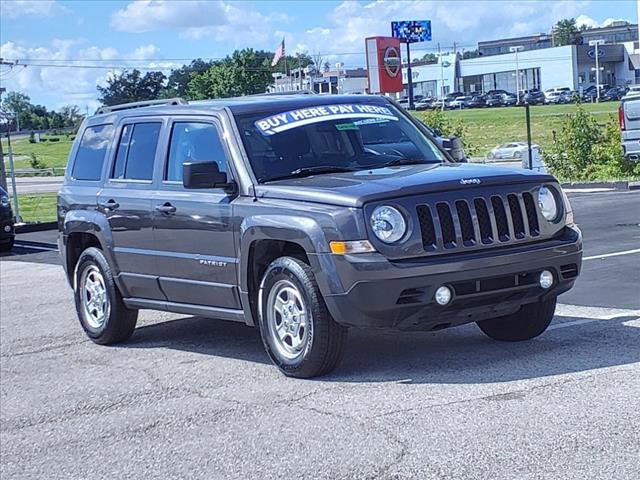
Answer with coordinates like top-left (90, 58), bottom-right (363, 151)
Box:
top-left (124, 311), bottom-right (640, 384)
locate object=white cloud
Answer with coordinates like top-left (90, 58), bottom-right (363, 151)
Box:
top-left (0, 40), bottom-right (175, 111)
top-left (278, 0), bottom-right (599, 65)
top-left (576, 14), bottom-right (628, 29)
top-left (0, 0), bottom-right (68, 19)
top-left (111, 0), bottom-right (229, 33)
top-left (110, 0), bottom-right (291, 48)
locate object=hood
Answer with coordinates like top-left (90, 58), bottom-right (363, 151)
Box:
top-left (254, 163), bottom-right (555, 207)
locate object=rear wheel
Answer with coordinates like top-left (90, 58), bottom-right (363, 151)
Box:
top-left (477, 297), bottom-right (556, 341)
top-left (258, 256), bottom-right (347, 378)
top-left (74, 247), bottom-right (138, 344)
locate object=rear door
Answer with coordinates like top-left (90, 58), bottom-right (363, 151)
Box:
top-left (98, 118), bottom-right (165, 300)
top-left (151, 116), bottom-right (240, 309)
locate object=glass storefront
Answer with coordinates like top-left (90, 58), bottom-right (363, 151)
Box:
top-left (462, 67), bottom-right (540, 94)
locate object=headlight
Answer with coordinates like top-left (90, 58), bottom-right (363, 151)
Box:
top-left (370, 205), bottom-right (407, 243)
top-left (0, 195), bottom-right (9, 207)
top-left (538, 186), bottom-right (558, 222)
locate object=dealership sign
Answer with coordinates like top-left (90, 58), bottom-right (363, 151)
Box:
top-left (391, 20), bottom-right (432, 43)
top-left (587, 48), bottom-right (605, 59)
top-left (365, 36), bottom-right (403, 93)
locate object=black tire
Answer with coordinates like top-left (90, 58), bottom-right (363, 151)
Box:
top-left (258, 256), bottom-right (347, 378)
top-left (477, 297), bottom-right (556, 342)
top-left (0, 237), bottom-right (14, 252)
top-left (74, 247), bottom-right (138, 345)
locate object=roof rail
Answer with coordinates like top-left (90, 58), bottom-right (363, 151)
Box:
top-left (96, 98), bottom-right (188, 115)
top-left (249, 90), bottom-right (316, 97)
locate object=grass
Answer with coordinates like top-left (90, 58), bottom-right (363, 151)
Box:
top-left (13, 193), bottom-right (57, 223)
top-left (1, 134), bottom-right (73, 172)
top-left (413, 101), bottom-right (621, 157)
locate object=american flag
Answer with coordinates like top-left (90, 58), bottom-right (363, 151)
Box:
top-left (271, 38), bottom-right (285, 67)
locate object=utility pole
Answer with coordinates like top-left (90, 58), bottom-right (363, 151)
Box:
top-left (510, 46), bottom-right (524, 104)
top-left (438, 43), bottom-right (444, 111)
top-left (406, 42), bottom-right (414, 110)
top-left (589, 39), bottom-right (605, 103)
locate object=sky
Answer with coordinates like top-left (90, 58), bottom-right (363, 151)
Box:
top-left (0, 0), bottom-right (637, 110)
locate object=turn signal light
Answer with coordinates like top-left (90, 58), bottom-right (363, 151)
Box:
top-left (329, 240), bottom-right (376, 254)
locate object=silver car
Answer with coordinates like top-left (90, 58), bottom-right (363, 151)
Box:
top-left (620, 95), bottom-right (640, 161)
top-left (487, 142), bottom-right (539, 160)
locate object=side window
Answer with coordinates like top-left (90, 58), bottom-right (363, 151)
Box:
top-left (165, 122), bottom-right (227, 182)
top-left (71, 124), bottom-right (114, 181)
top-left (111, 122), bottom-right (161, 181)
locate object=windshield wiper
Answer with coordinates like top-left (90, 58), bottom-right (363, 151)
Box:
top-left (260, 165), bottom-right (355, 183)
top-left (381, 158), bottom-right (427, 167)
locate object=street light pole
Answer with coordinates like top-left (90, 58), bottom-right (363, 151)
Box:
top-left (589, 39), bottom-right (605, 103)
top-left (510, 46), bottom-right (524, 104)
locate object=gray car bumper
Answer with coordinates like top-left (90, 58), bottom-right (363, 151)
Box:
top-left (313, 225), bottom-right (582, 331)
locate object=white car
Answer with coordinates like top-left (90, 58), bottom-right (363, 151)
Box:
top-left (623, 84), bottom-right (640, 99)
top-left (486, 142), bottom-right (539, 160)
top-left (448, 96), bottom-right (470, 109)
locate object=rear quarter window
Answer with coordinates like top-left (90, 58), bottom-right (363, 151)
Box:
top-left (71, 124), bottom-right (114, 181)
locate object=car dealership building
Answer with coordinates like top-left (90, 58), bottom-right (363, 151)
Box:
top-left (403, 21), bottom-right (639, 97)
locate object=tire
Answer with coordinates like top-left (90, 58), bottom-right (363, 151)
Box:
top-left (513, 151), bottom-right (522, 159)
top-left (0, 237), bottom-right (14, 252)
top-left (74, 247), bottom-right (138, 345)
top-left (258, 256), bottom-right (347, 378)
top-left (477, 297), bottom-right (556, 342)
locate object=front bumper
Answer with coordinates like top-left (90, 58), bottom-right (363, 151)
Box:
top-left (313, 225), bottom-right (582, 331)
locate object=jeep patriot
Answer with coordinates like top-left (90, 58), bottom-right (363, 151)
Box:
top-left (58, 94), bottom-right (582, 378)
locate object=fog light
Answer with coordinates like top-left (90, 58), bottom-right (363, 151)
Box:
top-left (539, 270), bottom-right (554, 289)
top-left (3, 225), bottom-right (10, 233)
top-left (435, 286), bottom-right (452, 305)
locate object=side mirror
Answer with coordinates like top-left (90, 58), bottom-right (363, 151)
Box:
top-left (183, 161), bottom-right (229, 189)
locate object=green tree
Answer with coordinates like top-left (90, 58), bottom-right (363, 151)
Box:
top-left (553, 18), bottom-right (582, 46)
top-left (187, 49), bottom-right (273, 100)
top-left (1, 91), bottom-right (32, 130)
top-left (97, 69), bottom-right (167, 106)
top-left (420, 53), bottom-right (438, 64)
top-left (164, 59), bottom-right (215, 98)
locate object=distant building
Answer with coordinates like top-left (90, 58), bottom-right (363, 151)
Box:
top-left (268, 66), bottom-right (367, 94)
top-left (404, 21), bottom-right (639, 97)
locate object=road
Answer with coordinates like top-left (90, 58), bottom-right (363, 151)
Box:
top-left (1, 190), bottom-right (639, 480)
top-left (5, 176), bottom-right (65, 195)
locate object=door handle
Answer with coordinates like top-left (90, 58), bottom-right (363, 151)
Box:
top-left (98, 199), bottom-right (119, 210)
top-left (155, 203), bottom-right (177, 214)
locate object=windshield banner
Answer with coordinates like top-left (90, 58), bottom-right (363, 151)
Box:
top-left (254, 104), bottom-right (398, 136)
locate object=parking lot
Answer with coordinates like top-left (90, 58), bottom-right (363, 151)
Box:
top-left (1, 189), bottom-right (638, 479)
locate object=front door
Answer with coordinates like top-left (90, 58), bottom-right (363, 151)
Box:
top-left (152, 118), bottom-right (240, 309)
top-left (98, 120), bottom-right (164, 300)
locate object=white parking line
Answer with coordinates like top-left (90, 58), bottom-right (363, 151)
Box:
top-left (551, 304), bottom-right (640, 330)
top-left (583, 248), bottom-right (640, 261)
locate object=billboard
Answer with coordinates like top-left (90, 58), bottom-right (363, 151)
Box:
top-left (365, 36), bottom-right (403, 94)
top-left (391, 20), bottom-right (432, 43)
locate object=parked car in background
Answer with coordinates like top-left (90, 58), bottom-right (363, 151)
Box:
top-left (623, 84), bottom-right (640, 98)
top-left (602, 86), bottom-right (628, 102)
top-left (502, 93), bottom-right (517, 106)
top-left (487, 142), bottom-right (539, 160)
top-left (545, 91), bottom-right (569, 104)
top-left (485, 94), bottom-right (504, 107)
top-left (619, 94), bottom-right (640, 161)
top-left (524, 89), bottom-right (546, 105)
top-left (0, 187), bottom-right (15, 252)
top-left (544, 87), bottom-right (571, 101)
top-left (414, 97), bottom-right (436, 110)
top-left (448, 96), bottom-right (470, 109)
top-left (468, 95), bottom-right (487, 108)
top-left (486, 89), bottom-right (509, 97)
top-left (582, 85), bottom-right (610, 102)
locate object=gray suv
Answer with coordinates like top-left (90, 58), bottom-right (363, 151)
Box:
top-left (58, 95), bottom-right (582, 378)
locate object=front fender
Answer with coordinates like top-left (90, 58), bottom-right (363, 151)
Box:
top-left (238, 214), bottom-right (330, 293)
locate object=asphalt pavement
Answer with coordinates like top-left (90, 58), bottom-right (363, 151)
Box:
top-left (0, 190), bottom-right (639, 480)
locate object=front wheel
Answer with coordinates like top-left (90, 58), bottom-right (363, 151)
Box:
top-left (0, 237), bottom-right (14, 252)
top-left (477, 297), bottom-right (556, 341)
top-left (258, 256), bottom-right (347, 378)
top-left (74, 247), bottom-right (138, 345)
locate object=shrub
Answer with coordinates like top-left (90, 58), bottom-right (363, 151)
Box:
top-left (28, 131), bottom-right (36, 143)
top-left (543, 101), bottom-right (640, 181)
top-left (416, 109), bottom-right (476, 156)
top-left (29, 153), bottom-right (47, 170)
top-left (48, 137), bottom-right (60, 142)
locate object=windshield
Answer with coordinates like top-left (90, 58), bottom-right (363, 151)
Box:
top-left (234, 102), bottom-right (445, 183)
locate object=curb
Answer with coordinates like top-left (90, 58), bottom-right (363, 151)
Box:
top-left (561, 181), bottom-right (631, 191)
top-left (15, 221), bottom-right (57, 234)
